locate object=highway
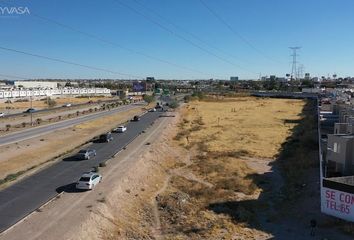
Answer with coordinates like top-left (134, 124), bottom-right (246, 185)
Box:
top-left (0, 103), bottom-right (143, 146)
top-left (0, 110), bottom-right (162, 233)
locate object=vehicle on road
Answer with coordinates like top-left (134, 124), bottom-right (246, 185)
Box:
top-left (99, 132), bottom-right (113, 142)
top-left (75, 149), bottom-right (96, 160)
top-left (23, 108), bottom-right (36, 113)
top-left (63, 103), bottom-right (72, 107)
top-left (148, 108), bottom-right (156, 112)
top-left (0, 112), bottom-right (5, 118)
top-left (76, 172), bottom-right (102, 190)
top-left (113, 126), bottom-right (127, 133)
top-left (132, 115), bottom-right (140, 121)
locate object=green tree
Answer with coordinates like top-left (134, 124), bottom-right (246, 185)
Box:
top-left (143, 94), bottom-right (155, 103)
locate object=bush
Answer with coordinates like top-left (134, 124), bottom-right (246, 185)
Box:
top-left (169, 101), bottom-right (179, 109)
top-left (47, 98), bottom-right (57, 107)
top-left (36, 118), bottom-right (42, 125)
top-left (14, 99), bottom-right (29, 103)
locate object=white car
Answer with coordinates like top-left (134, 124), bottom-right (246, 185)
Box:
top-left (113, 126), bottom-right (127, 133)
top-left (63, 103), bottom-right (72, 107)
top-left (149, 108), bottom-right (156, 112)
top-left (76, 172), bottom-right (102, 190)
top-left (0, 112), bottom-right (5, 118)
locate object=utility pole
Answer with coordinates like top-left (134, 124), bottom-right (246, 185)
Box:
top-left (30, 95), bottom-right (33, 126)
top-left (289, 47), bottom-right (301, 80)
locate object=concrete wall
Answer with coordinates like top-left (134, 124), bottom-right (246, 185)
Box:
top-left (0, 88), bottom-right (111, 99)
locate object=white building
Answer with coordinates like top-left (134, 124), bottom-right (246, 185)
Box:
top-left (0, 88), bottom-right (111, 99)
top-left (14, 81), bottom-right (58, 89)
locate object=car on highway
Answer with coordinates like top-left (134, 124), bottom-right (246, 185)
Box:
top-left (63, 103), bottom-right (72, 107)
top-left (76, 172), bottom-right (102, 190)
top-left (75, 149), bottom-right (96, 160)
top-left (113, 126), bottom-right (127, 133)
top-left (132, 115), bottom-right (140, 121)
top-left (23, 108), bottom-right (36, 113)
top-left (148, 108), bottom-right (156, 112)
top-left (99, 132), bottom-right (113, 142)
top-left (0, 112), bottom-right (5, 118)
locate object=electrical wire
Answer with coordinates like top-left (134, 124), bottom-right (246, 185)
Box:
top-left (113, 0), bottom-right (258, 75)
top-left (133, 0), bottom-right (254, 66)
top-left (31, 13), bottom-right (219, 78)
top-left (199, 0), bottom-right (282, 64)
top-left (0, 46), bottom-right (144, 79)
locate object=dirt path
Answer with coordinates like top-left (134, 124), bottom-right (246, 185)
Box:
top-left (151, 173), bottom-right (170, 240)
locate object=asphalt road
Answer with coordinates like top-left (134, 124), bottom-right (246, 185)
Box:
top-left (0, 110), bottom-right (161, 233)
top-left (0, 103), bottom-right (143, 146)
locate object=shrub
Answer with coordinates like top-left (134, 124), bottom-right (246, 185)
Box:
top-left (47, 98), bottom-right (57, 107)
top-left (169, 101), bottom-right (179, 109)
top-left (36, 118), bottom-right (42, 125)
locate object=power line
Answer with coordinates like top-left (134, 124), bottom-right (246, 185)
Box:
top-left (198, 0), bottom-right (281, 64)
top-left (113, 0), bottom-right (258, 75)
top-left (133, 0), bottom-right (253, 66)
top-left (31, 13), bottom-right (217, 78)
top-left (0, 46), bottom-right (144, 79)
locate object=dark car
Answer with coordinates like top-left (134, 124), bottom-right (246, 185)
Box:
top-left (99, 132), bottom-right (113, 142)
top-left (23, 108), bottom-right (36, 113)
top-left (75, 149), bottom-right (96, 160)
top-left (132, 115), bottom-right (140, 121)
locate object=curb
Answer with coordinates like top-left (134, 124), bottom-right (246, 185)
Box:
top-left (0, 192), bottom-right (64, 235)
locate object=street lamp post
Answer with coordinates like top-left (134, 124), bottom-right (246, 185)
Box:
top-left (30, 96), bottom-right (33, 126)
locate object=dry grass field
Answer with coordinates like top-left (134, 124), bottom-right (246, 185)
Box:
top-left (153, 96), bottom-right (314, 239)
top-left (177, 97), bottom-right (305, 158)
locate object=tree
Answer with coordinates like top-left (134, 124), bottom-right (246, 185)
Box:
top-left (143, 94), bottom-right (155, 103)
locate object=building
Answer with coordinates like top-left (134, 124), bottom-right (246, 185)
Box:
top-left (327, 134), bottom-right (354, 175)
top-left (14, 81), bottom-right (58, 89)
top-left (305, 73), bottom-right (311, 80)
top-left (0, 88), bottom-right (111, 100)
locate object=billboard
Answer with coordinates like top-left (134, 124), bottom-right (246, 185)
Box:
top-left (133, 82), bottom-right (146, 92)
top-left (321, 180), bottom-right (354, 222)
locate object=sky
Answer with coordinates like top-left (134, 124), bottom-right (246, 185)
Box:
top-left (0, 0), bottom-right (354, 80)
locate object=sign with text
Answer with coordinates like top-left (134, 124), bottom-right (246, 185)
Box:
top-left (321, 185), bottom-right (354, 222)
top-left (132, 82), bottom-right (146, 92)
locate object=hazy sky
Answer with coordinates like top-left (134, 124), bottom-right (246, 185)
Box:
top-left (0, 0), bottom-right (354, 80)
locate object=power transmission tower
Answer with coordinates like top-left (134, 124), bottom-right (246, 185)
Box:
top-left (289, 47), bottom-right (301, 80)
top-left (298, 64), bottom-right (305, 79)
